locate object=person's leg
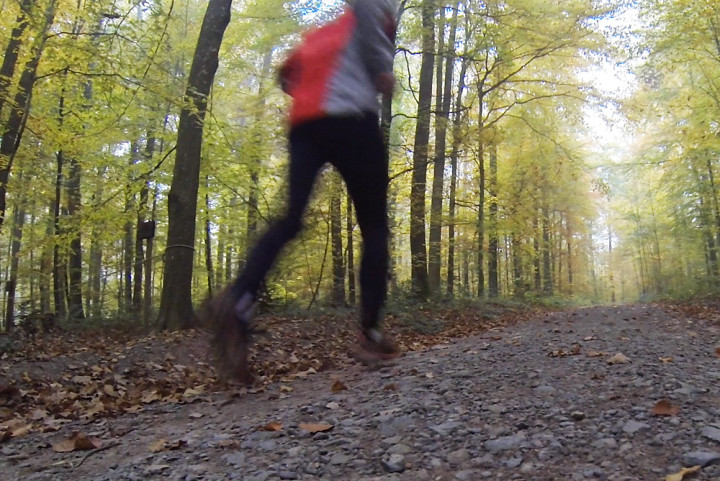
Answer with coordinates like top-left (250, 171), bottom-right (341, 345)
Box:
top-left (212, 121), bottom-right (327, 383)
top-left (231, 122), bottom-right (327, 315)
top-left (329, 115), bottom-right (392, 343)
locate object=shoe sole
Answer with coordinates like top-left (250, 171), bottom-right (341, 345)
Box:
top-left (352, 348), bottom-right (400, 366)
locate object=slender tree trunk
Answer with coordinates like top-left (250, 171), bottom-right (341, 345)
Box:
top-left (330, 173), bottom-right (345, 305)
top-left (429, 3), bottom-right (459, 295)
top-left (40, 206), bottom-right (52, 314)
top-left (446, 57), bottom-right (468, 296)
top-left (66, 154), bottom-right (85, 320)
top-left (566, 221), bottom-right (573, 296)
top-left (226, 196), bottom-right (237, 280)
top-left (53, 149), bottom-right (66, 321)
top-left (488, 141), bottom-right (499, 297)
top-left (204, 176), bottom-right (214, 298)
top-left (0, 0), bottom-right (33, 120)
top-left (477, 98), bottom-right (486, 298)
top-left (158, 0), bottom-right (233, 330)
top-left (542, 204), bottom-right (553, 295)
top-left (410, 0), bottom-right (435, 299)
top-left (512, 234), bottom-right (524, 297)
top-left (123, 199), bottom-right (134, 313)
top-left (5, 189), bottom-right (26, 332)
top-left (0, 0), bottom-right (56, 228)
top-left (346, 193), bottom-right (356, 305)
top-left (216, 221), bottom-right (226, 286)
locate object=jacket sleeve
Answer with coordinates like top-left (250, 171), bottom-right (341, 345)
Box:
top-left (278, 48), bottom-right (301, 95)
top-left (353, 0), bottom-right (397, 82)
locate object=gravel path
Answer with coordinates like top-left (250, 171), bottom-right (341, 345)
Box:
top-left (2, 304), bottom-right (720, 480)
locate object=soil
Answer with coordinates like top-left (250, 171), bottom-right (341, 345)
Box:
top-left (2, 303), bottom-right (720, 480)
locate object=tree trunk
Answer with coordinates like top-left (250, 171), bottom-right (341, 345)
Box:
top-left (542, 204), bottom-right (553, 295)
top-left (488, 141), bottom-right (499, 297)
top-left (429, 3), bottom-right (458, 295)
top-left (66, 154), bottom-right (85, 321)
top-left (533, 211), bottom-right (541, 292)
top-left (0, 0), bottom-right (33, 120)
top-left (158, 0), bottom-right (232, 330)
top-left (446, 56), bottom-right (469, 296)
top-left (331, 173), bottom-right (345, 305)
top-left (512, 233), bottom-right (523, 297)
top-left (0, 0), bottom-right (56, 228)
top-left (346, 193), bottom-right (356, 305)
top-left (409, 0), bottom-right (435, 299)
top-left (53, 148), bottom-right (66, 321)
top-left (204, 176), bottom-right (214, 298)
top-left (477, 97), bottom-right (486, 298)
top-left (40, 205), bottom-right (52, 314)
top-left (4, 188), bottom-right (26, 332)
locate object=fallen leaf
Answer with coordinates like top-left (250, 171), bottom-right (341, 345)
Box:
top-left (652, 400), bottom-right (680, 416)
top-left (260, 421), bottom-right (283, 432)
top-left (384, 383), bottom-right (398, 391)
top-left (10, 424), bottom-right (31, 438)
top-left (52, 432), bottom-right (102, 452)
top-left (298, 422), bottom-right (333, 433)
top-left (331, 380), bottom-right (347, 393)
top-left (659, 357), bottom-right (674, 363)
top-left (71, 376), bottom-right (93, 385)
top-left (607, 353), bottom-right (630, 365)
top-left (149, 438), bottom-right (166, 453)
top-left (715, 347), bottom-right (720, 358)
top-left (665, 465), bottom-right (701, 481)
top-left (586, 350), bottom-right (605, 357)
top-left (280, 385), bottom-right (293, 393)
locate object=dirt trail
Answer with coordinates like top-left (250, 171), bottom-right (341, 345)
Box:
top-left (2, 304), bottom-right (720, 481)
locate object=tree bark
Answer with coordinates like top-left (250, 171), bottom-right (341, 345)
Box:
top-left (542, 204), bottom-right (553, 295)
top-left (0, 0), bottom-right (56, 228)
top-left (158, 0), bottom-right (232, 330)
top-left (0, 0), bottom-right (33, 120)
top-left (409, 0), bottom-right (435, 299)
top-left (331, 174), bottom-right (345, 305)
top-left (446, 56), bottom-right (469, 296)
top-left (204, 176), bottom-right (214, 298)
top-left (346, 193), bottom-right (356, 305)
top-left (488, 141), bottom-right (499, 297)
top-left (429, 3), bottom-right (458, 296)
top-left (4, 183), bottom-right (26, 332)
top-left (66, 154), bottom-right (85, 320)
top-left (477, 97), bottom-right (485, 298)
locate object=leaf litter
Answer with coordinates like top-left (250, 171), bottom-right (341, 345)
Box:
top-left (0, 304), bottom-right (532, 440)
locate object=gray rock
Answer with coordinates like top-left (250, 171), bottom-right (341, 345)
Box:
top-left (622, 421), bottom-right (649, 435)
top-left (484, 434), bottom-right (525, 453)
top-left (382, 454), bottom-right (406, 473)
top-left (430, 421), bottom-right (462, 436)
top-left (277, 471), bottom-right (298, 480)
top-left (534, 385), bottom-right (557, 395)
top-left (446, 448), bottom-right (471, 465)
top-left (505, 457), bottom-right (523, 468)
top-left (222, 452), bottom-right (246, 467)
top-left (701, 426), bottom-right (720, 443)
top-left (387, 443), bottom-right (412, 455)
top-left (329, 453), bottom-right (352, 465)
top-left (683, 451), bottom-right (720, 468)
top-left (454, 470), bottom-right (479, 481)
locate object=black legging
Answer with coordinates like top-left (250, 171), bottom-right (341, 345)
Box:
top-left (233, 113), bottom-right (389, 330)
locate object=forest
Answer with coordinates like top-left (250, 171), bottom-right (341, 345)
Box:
top-left (0, 0), bottom-right (718, 332)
